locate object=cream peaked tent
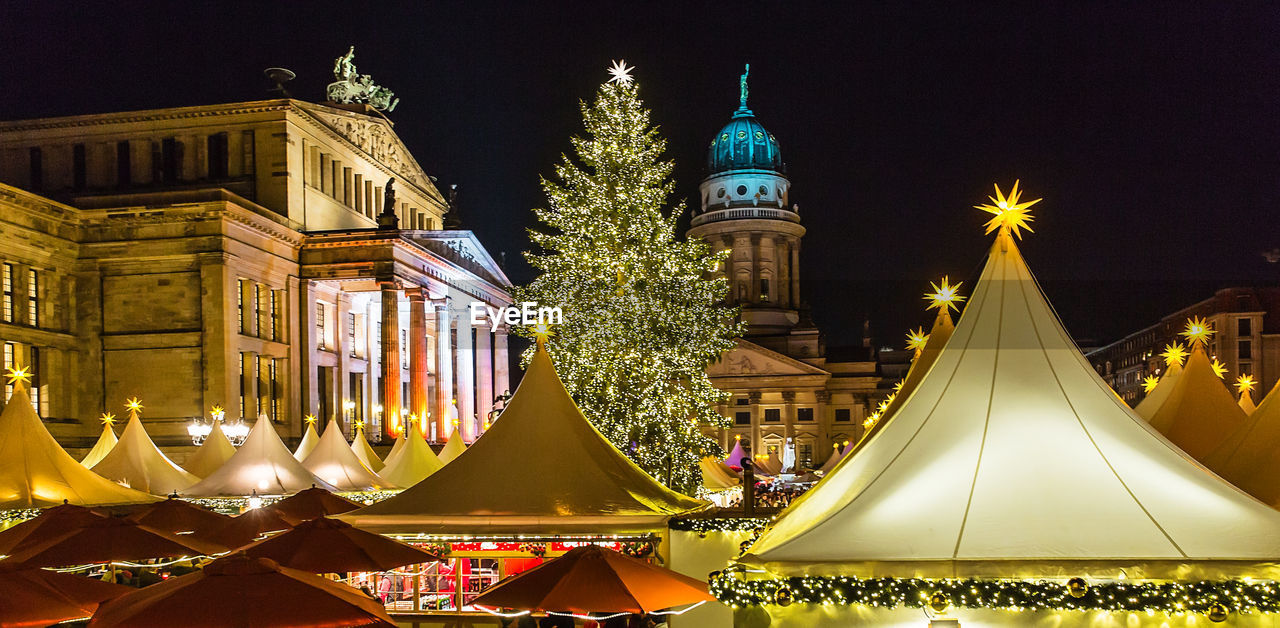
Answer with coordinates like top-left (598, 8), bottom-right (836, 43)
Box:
top-left (301, 419), bottom-right (392, 491)
top-left (1205, 380), bottom-right (1280, 506)
top-left (753, 452), bottom-right (782, 476)
top-left (183, 422), bottom-right (236, 478)
top-left (1239, 389), bottom-right (1258, 415)
top-left (1146, 344), bottom-right (1247, 459)
top-left (79, 421), bottom-right (118, 469)
top-left (376, 424), bottom-right (444, 489)
top-left (437, 428), bottom-right (466, 464)
top-left (344, 341), bottom-right (706, 534)
top-left (1134, 360), bottom-right (1183, 420)
top-left (349, 425), bottom-right (384, 473)
top-left (723, 438), bottom-right (748, 468)
top-left (90, 411), bottom-right (198, 495)
top-left (292, 421), bottom-right (321, 461)
top-left (0, 386), bottom-right (155, 509)
top-left (743, 231), bottom-right (1280, 578)
top-left (184, 419), bottom-right (337, 497)
top-left (384, 431), bottom-right (408, 464)
top-left (816, 443), bottom-right (847, 475)
top-left (700, 457), bottom-right (740, 492)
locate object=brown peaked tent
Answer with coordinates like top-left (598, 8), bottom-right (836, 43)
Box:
top-left (1134, 360), bottom-right (1183, 420)
top-left (90, 411), bottom-right (198, 495)
top-left (343, 340), bottom-right (706, 534)
top-left (1204, 379), bottom-right (1280, 506)
top-left (1146, 344), bottom-right (1247, 459)
top-left (0, 387), bottom-right (155, 509)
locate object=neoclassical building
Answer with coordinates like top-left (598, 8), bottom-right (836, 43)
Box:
top-left (0, 98), bottom-right (512, 451)
top-left (689, 71), bottom-right (886, 469)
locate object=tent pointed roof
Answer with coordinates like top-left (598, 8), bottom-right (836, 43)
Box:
top-left (383, 433), bottom-right (407, 466)
top-left (183, 422), bottom-right (237, 478)
top-left (80, 423), bottom-right (118, 469)
top-left (344, 341), bottom-right (706, 534)
top-left (185, 419), bottom-right (337, 497)
top-left (1146, 344), bottom-right (1247, 459)
top-left (1134, 361), bottom-right (1183, 420)
top-left (816, 443), bottom-right (846, 474)
top-left (0, 387), bottom-right (155, 508)
top-left (293, 421), bottom-right (321, 461)
top-left (90, 411), bottom-right (198, 495)
top-left (700, 457), bottom-right (740, 492)
top-left (723, 438), bottom-right (747, 468)
top-left (302, 419), bottom-right (392, 491)
top-left (1239, 390), bottom-right (1257, 415)
top-left (350, 425), bottom-right (384, 473)
top-left (437, 428), bottom-right (466, 464)
top-left (1204, 379), bottom-right (1280, 506)
top-left (744, 232), bottom-right (1280, 577)
top-left (376, 422), bottom-right (444, 489)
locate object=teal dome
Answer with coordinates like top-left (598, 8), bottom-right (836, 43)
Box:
top-left (707, 107), bottom-right (782, 175)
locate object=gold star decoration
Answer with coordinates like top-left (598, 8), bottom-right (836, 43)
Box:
top-left (304, 414), bottom-right (317, 426)
top-left (124, 397), bottom-right (143, 414)
top-left (905, 327), bottom-right (930, 355)
top-left (1160, 342), bottom-right (1188, 367)
top-left (1236, 374), bottom-right (1256, 394)
top-left (975, 180), bottom-right (1040, 239)
top-left (210, 405), bottom-right (225, 422)
top-left (1180, 316), bottom-right (1215, 347)
top-left (530, 321), bottom-right (556, 344)
top-left (354, 419), bottom-right (365, 431)
top-left (863, 412), bottom-right (881, 430)
top-left (100, 412), bottom-right (116, 427)
top-left (1142, 375), bottom-right (1160, 394)
top-left (1211, 358), bottom-right (1228, 380)
top-left (606, 59), bottom-right (635, 85)
top-left (924, 276), bottom-right (966, 313)
top-left (892, 380), bottom-right (905, 393)
top-left (4, 366), bottom-right (31, 387)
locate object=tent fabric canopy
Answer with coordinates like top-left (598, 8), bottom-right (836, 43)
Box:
top-left (292, 422), bottom-right (321, 461)
top-left (376, 424), bottom-right (444, 489)
top-left (723, 439), bottom-right (747, 468)
top-left (437, 428), bottom-right (466, 464)
top-left (700, 457), bottom-right (740, 491)
top-left (0, 387), bottom-right (155, 509)
top-left (184, 419), bottom-right (337, 497)
top-left (350, 425), bottom-right (384, 473)
top-left (1204, 379), bottom-right (1280, 507)
top-left (183, 422), bottom-right (237, 479)
top-left (1145, 345), bottom-right (1247, 459)
top-left (344, 342), bottom-right (706, 534)
top-left (301, 419), bottom-right (392, 491)
top-left (744, 233), bottom-right (1280, 577)
top-left (79, 424), bottom-right (118, 469)
top-left (1134, 362), bottom-right (1182, 420)
top-left (90, 412), bottom-right (198, 495)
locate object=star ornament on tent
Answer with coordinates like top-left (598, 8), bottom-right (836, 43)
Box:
top-left (4, 366), bottom-right (32, 388)
top-left (1142, 375), bottom-right (1160, 394)
top-left (304, 414), bottom-right (317, 426)
top-left (606, 59), bottom-right (634, 85)
top-left (100, 412), bottom-right (117, 427)
top-left (210, 405), bottom-right (225, 422)
top-left (1236, 374), bottom-right (1257, 394)
top-left (354, 419), bottom-right (365, 431)
top-left (905, 327), bottom-right (929, 355)
top-left (124, 397), bottom-right (143, 414)
top-left (1211, 358), bottom-right (1229, 379)
top-left (530, 320), bottom-right (556, 344)
top-left (1180, 316), bottom-right (1215, 347)
top-left (975, 180), bottom-right (1040, 239)
top-left (924, 276), bottom-right (966, 313)
top-left (1160, 342), bottom-right (1189, 367)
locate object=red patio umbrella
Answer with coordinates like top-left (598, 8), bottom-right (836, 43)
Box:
top-left (210, 507), bottom-right (294, 549)
top-left (0, 503), bottom-right (106, 554)
top-left (266, 486), bottom-right (362, 524)
top-left (471, 544), bottom-right (713, 615)
top-left (239, 516), bottom-right (439, 573)
top-left (125, 496), bottom-right (232, 537)
top-left (88, 553), bottom-right (395, 627)
top-left (0, 565), bottom-right (132, 627)
top-left (0, 517), bottom-right (227, 568)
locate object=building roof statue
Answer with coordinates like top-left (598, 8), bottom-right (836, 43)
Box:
top-left (326, 45), bottom-right (399, 112)
top-left (707, 63), bottom-right (782, 175)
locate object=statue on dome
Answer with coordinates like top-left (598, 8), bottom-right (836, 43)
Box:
top-left (739, 63), bottom-right (750, 109)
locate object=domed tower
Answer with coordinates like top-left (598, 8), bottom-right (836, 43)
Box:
top-left (689, 65), bottom-right (814, 354)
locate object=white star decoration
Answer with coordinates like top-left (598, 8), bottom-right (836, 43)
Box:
top-left (606, 59), bottom-right (634, 85)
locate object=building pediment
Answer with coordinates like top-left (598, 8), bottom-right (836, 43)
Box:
top-left (710, 339), bottom-right (830, 378)
top-left (408, 231), bottom-right (511, 289)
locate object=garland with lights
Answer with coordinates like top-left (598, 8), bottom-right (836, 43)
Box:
top-left (709, 573), bottom-right (1280, 618)
top-left (668, 517), bottom-right (769, 533)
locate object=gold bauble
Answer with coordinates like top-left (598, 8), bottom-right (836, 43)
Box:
top-left (1208, 603), bottom-right (1229, 623)
top-left (774, 587), bottom-right (794, 607)
top-left (1066, 577), bottom-right (1088, 599)
top-left (928, 592), bottom-right (949, 613)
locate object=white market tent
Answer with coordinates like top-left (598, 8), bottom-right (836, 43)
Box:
top-left (815, 443), bottom-right (845, 475)
top-left (349, 424), bottom-right (385, 473)
top-left (0, 385), bottom-right (155, 509)
top-left (90, 410), bottom-right (198, 495)
top-left (301, 418), bottom-right (392, 491)
top-left (376, 424), bottom-right (444, 489)
top-left (292, 420), bottom-right (321, 461)
top-left (437, 428), bottom-right (466, 464)
top-left (79, 420), bottom-right (118, 469)
top-left (700, 456), bottom-right (741, 492)
top-left (185, 419), bottom-right (337, 497)
top-left (745, 229), bottom-right (1280, 577)
top-left (1239, 388), bottom-right (1258, 416)
top-left (183, 422), bottom-right (237, 478)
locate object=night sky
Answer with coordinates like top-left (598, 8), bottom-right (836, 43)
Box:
top-left (4, 2), bottom-right (1277, 348)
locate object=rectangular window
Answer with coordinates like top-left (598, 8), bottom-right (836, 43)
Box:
top-left (316, 302), bottom-right (327, 350)
top-left (269, 358), bottom-right (280, 422)
top-left (256, 284), bottom-right (270, 340)
top-left (735, 397), bottom-right (750, 406)
top-left (26, 269), bottom-right (37, 327)
top-left (760, 278), bottom-right (770, 302)
top-left (1239, 339), bottom-right (1252, 361)
top-left (797, 407), bottom-right (814, 421)
top-left (237, 280), bottom-right (247, 335)
top-left (3, 342), bottom-right (13, 400)
top-left (72, 143), bottom-right (86, 190)
top-left (116, 141), bottom-right (131, 187)
top-left (401, 330), bottom-right (408, 369)
top-left (764, 408), bottom-right (781, 422)
top-left (207, 133), bottom-right (229, 179)
top-left (1238, 317), bottom-right (1252, 337)
top-left (798, 443), bottom-right (813, 468)
top-left (28, 147), bottom-right (43, 190)
top-left (2, 263), bottom-right (12, 322)
top-left (835, 408), bottom-right (851, 422)
top-left (270, 289), bottom-right (281, 341)
top-left (349, 313), bottom-right (357, 357)
top-left (162, 137), bottom-right (183, 182)
top-left (28, 346), bottom-right (39, 412)
top-left (239, 352), bottom-right (247, 421)
top-left (734, 411), bottom-right (751, 425)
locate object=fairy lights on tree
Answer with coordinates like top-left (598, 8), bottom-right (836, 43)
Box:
top-left (515, 60), bottom-right (740, 493)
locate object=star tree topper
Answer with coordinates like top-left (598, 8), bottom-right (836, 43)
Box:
top-left (606, 59), bottom-right (634, 85)
top-left (924, 276), bottom-right (966, 313)
top-left (976, 180), bottom-right (1040, 239)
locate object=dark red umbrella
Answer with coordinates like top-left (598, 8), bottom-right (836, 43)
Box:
top-left (211, 507), bottom-right (294, 549)
top-left (0, 503), bottom-right (106, 554)
top-left (0, 564), bottom-right (132, 627)
top-left (0, 517), bottom-right (226, 568)
top-left (125, 496), bottom-right (232, 538)
top-left (266, 486), bottom-right (362, 524)
top-left (239, 517), bottom-right (439, 572)
top-left (88, 553), bottom-right (395, 627)
top-left (472, 544), bottom-right (712, 615)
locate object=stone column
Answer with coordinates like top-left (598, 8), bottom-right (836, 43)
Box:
top-left (493, 327), bottom-right (511, 401)
top-left (455, 310), bottom-right (476, 441)
top-left (407, 288), bottom-right (431, 425)
top-left (475, 326), bottom-right (493, 432)
top-left (379, 282), bottom-right (401, 439)
top-left (748, 392), bottom-right (762, 458)
top-left (433, 302), bottom-right (453, 440)
top-left (782, 390), bottom-right (796, 451)
top-left (790, 238), bottom-right (801, 307)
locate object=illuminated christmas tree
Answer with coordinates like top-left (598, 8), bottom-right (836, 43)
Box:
top-left (516, 61), bottom-right (741, 493)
